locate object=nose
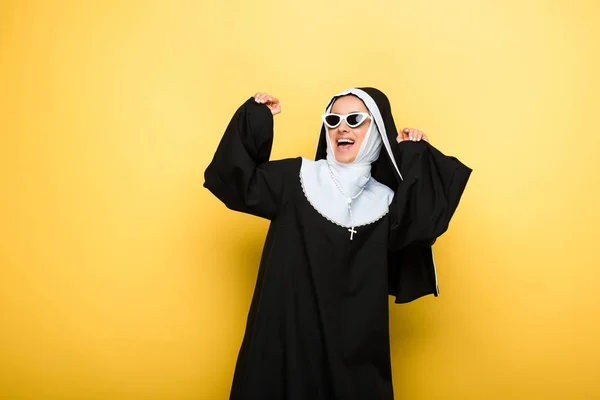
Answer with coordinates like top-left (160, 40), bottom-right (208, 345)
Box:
top-left (337, 121), bottom-right (350, 133)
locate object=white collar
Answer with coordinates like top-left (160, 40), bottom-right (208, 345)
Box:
top-left (300, 158), bottom-right (393, 230)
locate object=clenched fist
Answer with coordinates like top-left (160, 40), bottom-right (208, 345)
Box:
top-left (254, 92), bottom-right (281, 116)
top-left (397, 128), bottom-right (429, 143)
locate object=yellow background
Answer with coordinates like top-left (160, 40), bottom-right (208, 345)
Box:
top-left (1, 0), bottom-right (599, 398)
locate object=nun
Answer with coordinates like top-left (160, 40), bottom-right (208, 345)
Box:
top-left (204, 88), bottom-right (472, 399)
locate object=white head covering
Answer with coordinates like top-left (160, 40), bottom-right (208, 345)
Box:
top-left (300, 90), bottom-right (394, 231)
top-left (323, 100), bottom-right (383, 198)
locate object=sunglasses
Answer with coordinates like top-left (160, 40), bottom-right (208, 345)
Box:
top-left (322, 112), bottom-right (371, 129)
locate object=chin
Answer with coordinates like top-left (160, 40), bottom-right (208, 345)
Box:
top-left (335, 153), bottom-right (357, 164)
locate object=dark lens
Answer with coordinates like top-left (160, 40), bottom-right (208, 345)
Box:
top-left (346, 113), bottom-right (365, 127)
top-left (325, 114), bottom-right (341, 127)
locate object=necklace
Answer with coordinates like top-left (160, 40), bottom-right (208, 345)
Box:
top-left (327, 164), bottom-right (370, 240)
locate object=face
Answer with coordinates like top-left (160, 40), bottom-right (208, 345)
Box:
top-left (327, 95), bottom-right (371, 164)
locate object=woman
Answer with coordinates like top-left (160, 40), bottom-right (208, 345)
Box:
top-left (204, 87), bottom-right (471, 399)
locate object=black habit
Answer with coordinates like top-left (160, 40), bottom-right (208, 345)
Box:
top-left (204, 88), bottom-right (472, 399)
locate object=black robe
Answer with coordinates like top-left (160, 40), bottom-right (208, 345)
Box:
top-left (204, 96), bottom-right (471, 399)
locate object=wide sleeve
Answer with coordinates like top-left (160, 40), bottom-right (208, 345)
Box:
top-left (203, 97), bottom-right (294, 220)
top-left (388, 140), bottom-right (472, 303)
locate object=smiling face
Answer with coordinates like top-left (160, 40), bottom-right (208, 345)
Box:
top-left (327, 95), bottom-right (371, 164)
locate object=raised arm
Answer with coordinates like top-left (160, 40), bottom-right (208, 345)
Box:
top-left (385, 127), bottom-right (472, 303)
top-left (204, 93), bottom-right (295, 220)
top-left (388, 139), bottom-right (472, 250)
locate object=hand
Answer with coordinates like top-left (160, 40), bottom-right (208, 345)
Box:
top-left (397, 128), bottom-right (429, 143)
top-left (254, 92), bottom-right (281, 116)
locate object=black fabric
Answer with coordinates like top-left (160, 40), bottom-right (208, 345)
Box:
top-left (387, 140), bottom-right (472, 303)
top-left (204, 94), bottom-right (471, 399)
top-left (204, 98), bottom-right (290, 220)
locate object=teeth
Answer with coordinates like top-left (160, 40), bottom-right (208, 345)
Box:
top-left (337, 139), bottom-right (354, 144)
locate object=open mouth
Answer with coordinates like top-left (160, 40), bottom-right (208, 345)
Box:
top-left (336, 138), bottom-right (355, 152)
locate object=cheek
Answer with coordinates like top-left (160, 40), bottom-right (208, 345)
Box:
top-left (327, 129), bottom-right (335, 143)
top-left (355, 128), bottom-right (369, 146)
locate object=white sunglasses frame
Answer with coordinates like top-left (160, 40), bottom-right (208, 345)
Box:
top-left (321, 112), bottom-right (371, 129)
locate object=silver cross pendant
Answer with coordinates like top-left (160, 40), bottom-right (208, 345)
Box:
top-left (348, 227), bottom-right (357, 240)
